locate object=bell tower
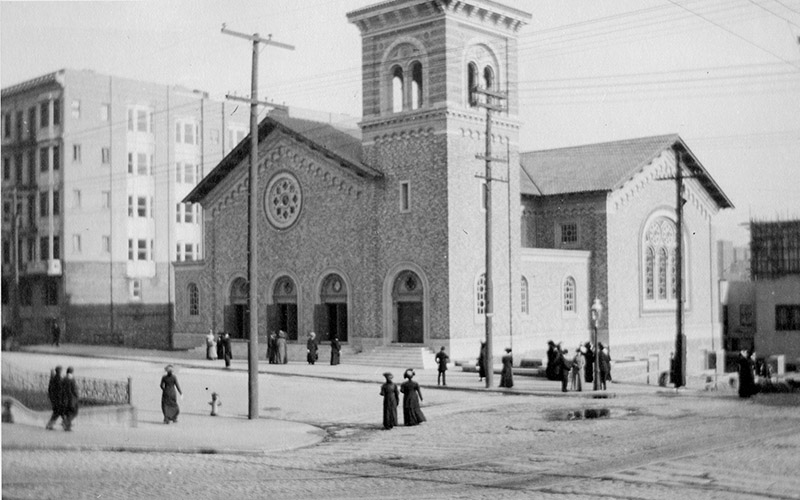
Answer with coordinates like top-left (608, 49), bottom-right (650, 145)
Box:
top-left (348, 1), bottom-right (530, 358)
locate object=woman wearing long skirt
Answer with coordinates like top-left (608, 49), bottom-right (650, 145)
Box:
top-left (499, 348), bottom-right (514, 388)
top-left (400, 368), bottom-right (426, 426)
top-left (160, 365), bottom-right (182, 424)
top-left (477, 341), bottom-right (487, 382)
top-left (306, 332), bottom-right (318, 365)
top-left (276, 330), bottom-right (288, 364)
top-left (380, 372), bottom-right (399, 429)
top-left (330, 336), bottom-right (341, 365)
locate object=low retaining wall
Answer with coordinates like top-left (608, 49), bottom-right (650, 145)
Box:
top-left (3, 397), bottom-right (137, 428)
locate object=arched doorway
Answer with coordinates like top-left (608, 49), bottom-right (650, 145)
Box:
top-left (392, 270), bottom-right (423, 344)
top-left (316, 273), bottom-right (348, 342)
top-left (267, 276), bottom-right (298, 341)
top-left (225, 277), bottom-right (249, 339)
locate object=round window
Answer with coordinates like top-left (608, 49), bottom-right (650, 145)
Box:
top-left (264, 172), bottom-right (302, 229)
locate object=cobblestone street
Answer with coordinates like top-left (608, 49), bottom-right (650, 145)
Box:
top-left (3, 353), bottom-right (800, 499)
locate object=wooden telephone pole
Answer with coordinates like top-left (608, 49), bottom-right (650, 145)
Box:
top-left (473, 86), bottom-right (508, 389)
top-left (221, 25), bottom-right (293, 419)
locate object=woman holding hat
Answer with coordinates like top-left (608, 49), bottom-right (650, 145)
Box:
top-left (160, 365), bottom-right (183, 424)
top-left (400, 368), bottom-right (426, 426)
top-left (379, 372), bottom-right (399, 429)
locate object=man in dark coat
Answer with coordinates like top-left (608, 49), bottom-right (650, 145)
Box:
top-left (738, 350), bottom-right (756, 398)
top-left (435, 346), bottom-right (449, 386)
top-left (61, 367), bottom-right (79, 431)
top-left (598, 343), bottom-right (611, 390)
top-left (583, 342), bottom-right (595, 384)
top-left (559, 348), bottom-right (572, 392)
top-left (477, 341), bottom-right (487, 382)
top-left (545, 340), bottom-right (558, 380)
top-left (51, 319), bottom-right (61, 347)
top-left (330, 336), bottom-right (341, 365)
top-left (221, 333), bottom-right (232, 368)
top-left (45, 366), bottom-right (63, 430)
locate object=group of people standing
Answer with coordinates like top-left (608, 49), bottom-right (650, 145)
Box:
top-left (266, 330), bottom-right (289, 364)
top-left (46, 365), bottom-right (79, 431)
top-left (546, 340), bottom-right (611, 392)
top-left (474, 342), bottom-right (515, 388)
top-left (380, 368), bottom-right (426, 429)
top-left (205, 330), bottom-right (233, 368)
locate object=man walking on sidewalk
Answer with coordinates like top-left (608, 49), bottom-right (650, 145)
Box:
top-left (45, 366), bottom-right (63, 430)
top-left (61, 367), bottom-right (80, 431)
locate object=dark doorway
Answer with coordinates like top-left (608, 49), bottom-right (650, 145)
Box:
top-left (267, 276), bottom-right (298, 341)
top-left (397, 302), bottom-right (423, 343)
top-left (278, 303), bottom-right (298, 341)
top-left (326, 303), bottom-right (348, 342)
top-left (226, 278), bottom-right (249, 339)
top-left (318, 274), bottom-right (348, 343)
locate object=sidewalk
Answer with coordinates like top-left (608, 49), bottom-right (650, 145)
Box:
top-left (3, 343), bottom-right (668, 456)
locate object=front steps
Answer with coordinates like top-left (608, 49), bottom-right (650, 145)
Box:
top-left (348, 345), bottom-right (437, 370)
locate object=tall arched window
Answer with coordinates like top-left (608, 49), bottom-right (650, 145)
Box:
top-left (188, 283), bottom-right (199, 316)
top-left (562, 276), bottom-right (576, 313)
top-left (476, 273), bottom-right (486, 316)
top-left (410, 62), bottom-right (423, 110)
top-left (520, 276), bottom-right (529, 315)
top-left (643, 216), bottom-right (685, 309)
top-left (467, 62), bottom-right (479, 107)
top-left (483, 66), bottom-right (494, 90)
top-left (392, 66), bottom-right (404, 113)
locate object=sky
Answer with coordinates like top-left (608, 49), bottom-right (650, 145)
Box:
top-left (2, 0), bottom-right (799, 245)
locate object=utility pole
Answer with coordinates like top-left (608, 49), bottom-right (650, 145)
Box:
top-left (674, 148), bottom-right (686, 389)
top-left (221, 24), bottom-right (293, 420)
top-left (473, 85), bottom-right (508, 389)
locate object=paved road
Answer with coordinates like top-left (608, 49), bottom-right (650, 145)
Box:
top-left (3, 353), bottom-right (800, 499)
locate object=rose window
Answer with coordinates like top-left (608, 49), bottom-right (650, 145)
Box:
top-left (265, 172), bottom-right (302, 229)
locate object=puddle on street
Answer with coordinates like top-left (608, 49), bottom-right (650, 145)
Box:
top-left (543, 408), bottom-right (613, 421)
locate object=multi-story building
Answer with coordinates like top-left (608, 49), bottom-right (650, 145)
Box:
top-left (1, 69), bottom-right (249, 348)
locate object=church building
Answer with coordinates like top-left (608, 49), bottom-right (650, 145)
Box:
top-left (173, 0), bottom-right (733, 375)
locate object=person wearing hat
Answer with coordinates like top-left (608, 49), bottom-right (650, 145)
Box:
top-left (435, 346), bottom-right (449, 386)
top-left (45, 366), bottom-right (64, 430)
top-left (400, 368), bottom-right (426, 426)
top-left (598, 342), bottom-right (611, 390)
top-left (330, 336), bottom-right (341, 366)
top-left (499, 348), bottom-right (514, 388)
top-left (61, 367), bottom-right (79, 431)
top-left (306, 332), bottom-right (318, 365)
top-left (379, 372), bottom-right (399, 429)
top-left (477, 340), bottom-right (487, 382)
top-left (545, 340), bottom-right (559, 380)
top-left (160, 365), bottom-right (183, 424)
top-left (583, 341), bottom-right (595, 385)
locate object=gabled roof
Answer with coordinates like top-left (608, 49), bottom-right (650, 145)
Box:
top-left (519, 134), bottom-right (733, 209)
top-left (184, 112), bottom-right (381, 204)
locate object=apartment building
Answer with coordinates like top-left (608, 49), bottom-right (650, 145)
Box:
top-left (1, 69), bottom-right (249, 348)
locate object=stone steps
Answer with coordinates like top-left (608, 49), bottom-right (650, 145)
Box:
top-left (348, 346), bottom-right (437, 370)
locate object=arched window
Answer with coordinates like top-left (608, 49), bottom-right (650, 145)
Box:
top-left (188, 283), bottom-right (199, 316)
top-left (520, 276), bottom-right (529, 315)
top-left (643, 216), bottom-right (685, 308)
top-left (410, 62), bottom-right (423, 110)
top-left (392, 66), bottom-right (404, 113)
top-left (562, 276), bottom-right (576, 313)
top-left (476, 273), bottom-right (486, 316)
top-left (483, 66), bottom-right (494, 90)
top-left (467, 62), bottom-right (479, 107)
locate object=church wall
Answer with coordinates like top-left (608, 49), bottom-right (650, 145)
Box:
top-left (606, 150), bottom-right (720, 373)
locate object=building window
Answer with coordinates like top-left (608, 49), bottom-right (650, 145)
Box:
top-left (739, 304), bottom-right (754, 327)
top-left (72, 234), bottom-right (82, 253)
top-left (52, 145), bottom-right (60, 171)
top-left (102, 191), bottom-right (111, 209)
top-left (71, 100), bottom-right (81, 119)
top-left (130, 279), bottom-right (142, 300)
top-left (128, 239), bottom-right (150, 261)
top-left (2, 157), bottom-right (9, 181)
top-left (2, 240), bottom-right (9, 264)
top-left (775, 305), bottom-right (800, 331)
top-left (53, 99), bottom-right (61, 125)
top-left (562, 276), bottom-right (576, 313)
top-left (44, 279), bottom-right (59, 306)
top-left (184, 203), bottom-right (194, 223)
top-left (102, 235), bottom-right (110, 253)
top-left (643, 215), bottom-right (684, 308)
top-left (40, 147), bottom-right (48, 172)
top-left (391, 65), bottom-right (404, 113)
top-left (560, 222), bottom-right (578, 245)
top-left (101, 147), bottom-right (110, 164)
top-left (467, 62), bottom-right (479, 107)
top-left (476, 273), bottom-right (486, 316)
top-left (483, 66), bottom-right (494, 91)
top-left (40, 236), bottom-right (50, 260)
top-left (137, 153), bottom-right (148, 175)
top-left (19, 280), bottom-right (32, 306)
top-left (40, 102), bottom-right (49, 128)
top-left (188, 283), bottom-right (200, 315)
top-left (3, 113), bottom-right (9, 138)
top-left (184, 163), bottom-right (195, 184)
top-left (53, 236), bottom-right (60, 259)
top-left (14, 154), bottom-right (23, 184)
top-left (137, 196), bottom-right (147, 217)
top-left (72, 189), bottom-right (81, 209)
top-left (399, 181), bottom-right (410, 212)
top-left (73, 144), bottom-right (81, 163)
top-left (28, 108), bottom-right (36, 138)
top-left (27, 194), bottom-right (36, 224)
top-left (39, 191), bottom-right (49, 216)
top-left (137, 110), bottom-right (148, 132)
top-left (100, 103), bottom-right (110, 122)
top-left (521, 276), bottom-right (529, 315)
top-left (410, 61), bottom-right (423, 110)
top-left (52, 190), bottom-right (60, 216)
top-left (16, 111), bottom-right (23, 139)
top-left (137, 239), bottom-right (147, 260)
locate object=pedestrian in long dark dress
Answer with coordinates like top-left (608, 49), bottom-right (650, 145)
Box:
top-left (276, 330), bottom-right (288, 364)
top-left (738, 350), bottom-right (756, 398)
top-left (545, 340), bottom-right (558, 380)
top-left (435, 346), bottom-right (449, 386)
top-left (160, 365), bottom-right (182, 424)
top-left (559, 348), bottom-right (572, 392)
top-left (221, 333), bottom-right (232, 368)
top-left (267, 332), bottom-right (277, 364)
top-left (51, 319), bottom-right (61, 347)
top-left (61, 367), bottom-right (79, 431)
top-left (380, 372), bottom-right (399, 429)
top-left (330, 336), bottom-right (341, 365)
top-left (400, 369), bottom-right (426, 426)
top-left (306, 332), bottom-right (318, 365)
top-left (45, 366), bottom-right (63, 430)
top-left (477, 341), bottom-right (487, 381)
top-left (583, 342), bottom-right (595, 384)
top-left (499, 348), bottom-right (514, 388)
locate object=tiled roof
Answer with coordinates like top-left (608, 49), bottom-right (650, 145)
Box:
top-left (519, 134), bottom-right (733, 209)
top-left (185, 112), bottom-right (380, 204)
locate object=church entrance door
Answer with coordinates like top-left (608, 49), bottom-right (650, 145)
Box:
top-left (267, 276), bottom-right (299, 341)
top-left (316, 274), bottom-right (348, 342)
top-left (392, 270), bottom-right (424, 344)
top-left (225, 278), bottom-right (249, 339)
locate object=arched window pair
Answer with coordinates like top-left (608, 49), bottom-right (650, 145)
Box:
top-left (391, 61), bottom-right (423, 113)
top-left (643, 216), bottom-right (683, 306)
top-left (474, 274), bottom-right (531, 317)
top-left (467, 62), bottom-right (494, 107)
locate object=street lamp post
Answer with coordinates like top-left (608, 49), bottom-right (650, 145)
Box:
top-left (591, 297), bottom-right (603, 391)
